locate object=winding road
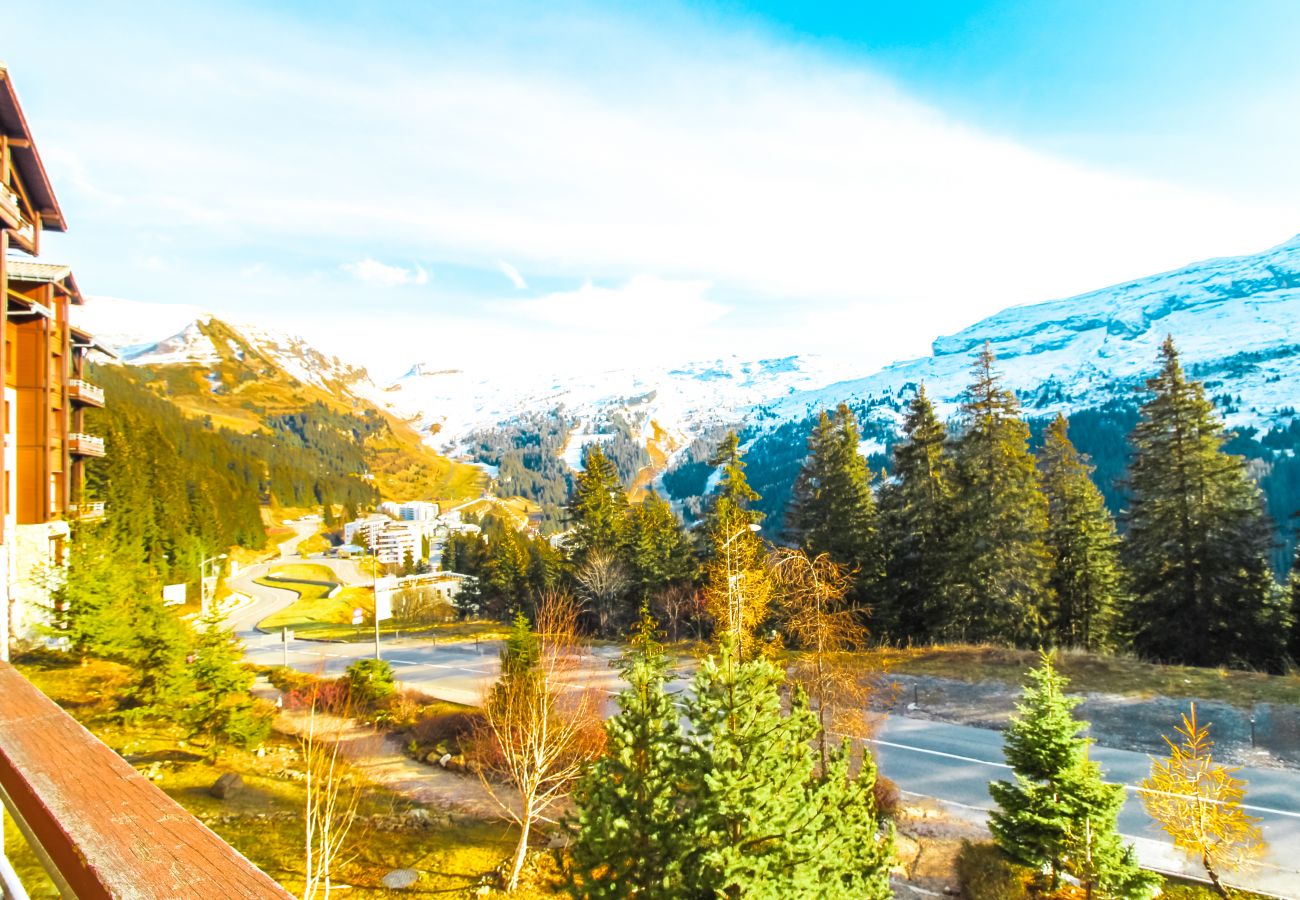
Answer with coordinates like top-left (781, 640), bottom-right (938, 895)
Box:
top-left (230, 533), bottom-right (1300, 897)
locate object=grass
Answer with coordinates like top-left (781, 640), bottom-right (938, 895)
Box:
top-left (11, 654), bottom-right (559, 898)
top-left (254, 564), bottom-right (507, 644)
top-left (892, 644), bottom-right (1300, 708)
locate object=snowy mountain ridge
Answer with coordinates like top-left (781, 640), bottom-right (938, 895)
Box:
top-left (770, 233), bottom-right (1300, 432)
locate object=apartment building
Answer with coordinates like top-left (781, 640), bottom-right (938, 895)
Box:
top-left (0, 66), bottom-right (106, 651)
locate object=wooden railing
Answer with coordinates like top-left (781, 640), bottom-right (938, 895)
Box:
top-left (0, 661), bottom-right (293, 899)
top-left (67, 433), bottom-right (105, 458)
top-left (67, 379), bottom-right (104, 408)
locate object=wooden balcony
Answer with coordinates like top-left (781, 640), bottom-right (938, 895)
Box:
top-left (67, 433), bottom-right (105, 458)
top-left (68, 379), bottom-right (104, 408)
top-left (68, 501), bottom-right (106, 522)
top-left (0, 181), bottom-right (20, 230)
top-left (0, 661), bottom-right (293, 899)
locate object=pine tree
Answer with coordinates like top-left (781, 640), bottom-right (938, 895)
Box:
top-left (701, 433), bottom-right (772, 658)
top-left (625, 491), bottom-right (696, 603)
top-left (1039, 414), bottom-right (1125, 651)
top-left (1124, 337), bottom-right (1289, 671)
top-left (878, 384), bottom-right (959, 643)
top-left (787, 404), bottom-right (883, 603)
top-left (950, 346), bottom-right (1053, 645)
top-left (567, 444), bottom-right (630, 567)
top-left (1290, 548), bottom-right (1300, 664)
top-left (187, 609), bottom-right (272, 751)
top-left (990, 652), bottom-right (1158, 899)
top-left (565, 610), bottom-right (690, 898)
top-left (680, 639), bottom-right (894, 898)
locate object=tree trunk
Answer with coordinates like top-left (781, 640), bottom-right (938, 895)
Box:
top-left (507, 801), bottom-right (533, 892)
top-left (1204, 853), bottom-right (1229, 899)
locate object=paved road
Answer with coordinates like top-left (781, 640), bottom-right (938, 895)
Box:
top-left (231, 565), bottom-right (1300, 896)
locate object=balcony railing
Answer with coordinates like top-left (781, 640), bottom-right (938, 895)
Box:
top-left (67, 379), bottom-right (105, 408)
top-left (0, 182), bottom-right (19, 228)
top-left (68, 501), bottom-right (106, 522)
top-left (0, 661), bottom-right (293, 898)
top-left (67, 433), bottom-right (105, 458)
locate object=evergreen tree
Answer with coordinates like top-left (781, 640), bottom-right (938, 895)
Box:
top-left (679, 639), bottom-right (893, 898)
top-left (625, 491), bottom-right (697, 602)
top-left (1290, 548), bottom-right (1300, 664)
top-left (878, 384), bottom-right (959, 643)
top-left (786, 404), bottom-right (883, 603)
top-left (701, 433), bottom-right (772, 658)
top-left (989, 652), bottom-right (1158, 899)
top-left (1039, 414), bottom-right (1125, 651)
top-left (187, 609), bottom-right (272, 751)
top-left (566, 610), bottom-right (690, 898)
top-left (950, 346), bottom-right (1053, 645)
top-left (567, 445), bottom-right (630, 567)
top-left (1124, 337), bottom-right (1289, 671)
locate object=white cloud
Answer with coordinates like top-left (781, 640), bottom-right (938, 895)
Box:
top-left (497, 259), bottom-right (527, 290)
top-left (514, 275), bottom-right (727, 335)
top-left (341, 258), bottom-right (429, 287)
top-left (21, 5), bottom-right (1300, 376)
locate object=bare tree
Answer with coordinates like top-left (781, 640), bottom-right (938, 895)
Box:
top-left (292, 681), bottom-right (367, 900)
top-left (474, 591), bottom-right (606, 891)
top-left (770, 547), bottom-right (887, 769)
top-left (651, 582), bottom-right (705, 642)
top-left (1141, 704), bottom-right (1265, 897)
top-left (573, 549), bottom-right (630, 636)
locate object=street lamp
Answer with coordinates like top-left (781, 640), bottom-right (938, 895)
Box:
top-left (200, 553), bottom-right (228, 617)
top-left (723, 523), bottom-right (761, 654)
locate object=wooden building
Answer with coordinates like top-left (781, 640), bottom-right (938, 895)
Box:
top-left (0, 65), bottom-right (105, 651)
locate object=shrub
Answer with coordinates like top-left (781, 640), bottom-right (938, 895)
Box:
top-left (873, 774), bottom-right (902, 819)
top-left (345, 658), bottom-right (395, 707)
top-left (266, 665), bottom-right (321, 696)
top-left (410, 708), bottom-right (485, 754)
top-left (956, 840), bottom-right (1032, 900)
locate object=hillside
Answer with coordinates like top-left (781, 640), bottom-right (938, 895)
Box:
top-left (102, 314), bottom-right (483, 504)
top-left (698, 233), bottom-right (1300, 569)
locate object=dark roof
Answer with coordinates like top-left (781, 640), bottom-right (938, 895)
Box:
top-left (0, 65), bottom-right (66, 232)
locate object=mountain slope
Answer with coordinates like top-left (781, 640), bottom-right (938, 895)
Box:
top-left (770, 234), bottom-right (1300, 431)
top-left (105, 313), bottom-right (482, 503)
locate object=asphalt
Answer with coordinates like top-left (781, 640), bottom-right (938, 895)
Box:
top-left (229, 534), bottom-right (1300, 897)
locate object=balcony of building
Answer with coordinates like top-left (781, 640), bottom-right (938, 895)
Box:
top-left (0, 661), bottom-right (293, 899)
top-left (67, 432), bottom-right (104, 458)
top-left (68, 500), bottom-right (106, 522)
top-left (67, 378), bottom-right (104, 408)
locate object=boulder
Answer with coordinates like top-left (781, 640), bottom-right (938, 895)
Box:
top-left (209, 772), bottom-right (245, 800)
top-left (381, 869), bottom-right (419, 889)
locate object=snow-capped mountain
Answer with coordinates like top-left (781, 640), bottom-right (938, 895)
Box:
top-left (379, 354), bottom-right (859, 466)
top-left (83, 298), bottom-right (378, 401)
top-left (771, 234), bottom-right (1300, 431)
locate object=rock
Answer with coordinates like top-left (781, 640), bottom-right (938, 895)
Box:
top-left (438, 752), bottom-right (453, 768)
top-left (209, 772), bottom-right (245, 800)
top-left (381, 869), bottom-right (419, 889)
top-left (404, 808), bottom-right (433, 827)
top-left (425, 751), bottom-right (442, 765)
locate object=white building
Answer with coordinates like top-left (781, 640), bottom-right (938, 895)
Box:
top-left (379, 500), bottom-right (440, 522)
top-left (343, 513), bottom-right (425, 566)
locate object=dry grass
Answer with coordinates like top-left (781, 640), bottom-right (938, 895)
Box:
top-left (10, 654), bottom-right (561, 898)
top-left (892, 644), bottom-right (1300, 707)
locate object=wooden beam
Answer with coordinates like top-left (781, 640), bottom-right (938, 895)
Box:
top-left (0, 662), bottom-right (294, 899)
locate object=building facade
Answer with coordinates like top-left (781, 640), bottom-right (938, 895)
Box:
top-left (0, 66), bottom-right (105, 652)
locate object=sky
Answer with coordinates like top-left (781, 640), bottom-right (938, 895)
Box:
top-left (9, 0), bottom-right (1300, 381)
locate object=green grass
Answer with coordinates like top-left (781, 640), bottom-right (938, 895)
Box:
top-left (296, 618), bottom-right (510, 644)
top-left (893, 644), bottom-right (1300, 708)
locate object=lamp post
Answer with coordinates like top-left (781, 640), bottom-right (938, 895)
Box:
top-left (199, 553), bottom-right (228, 617)
top-left (722, 523), bottom-right (761, 656)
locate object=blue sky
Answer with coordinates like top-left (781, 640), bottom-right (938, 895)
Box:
top-left (9, 1), bottom-right (1300, 379)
